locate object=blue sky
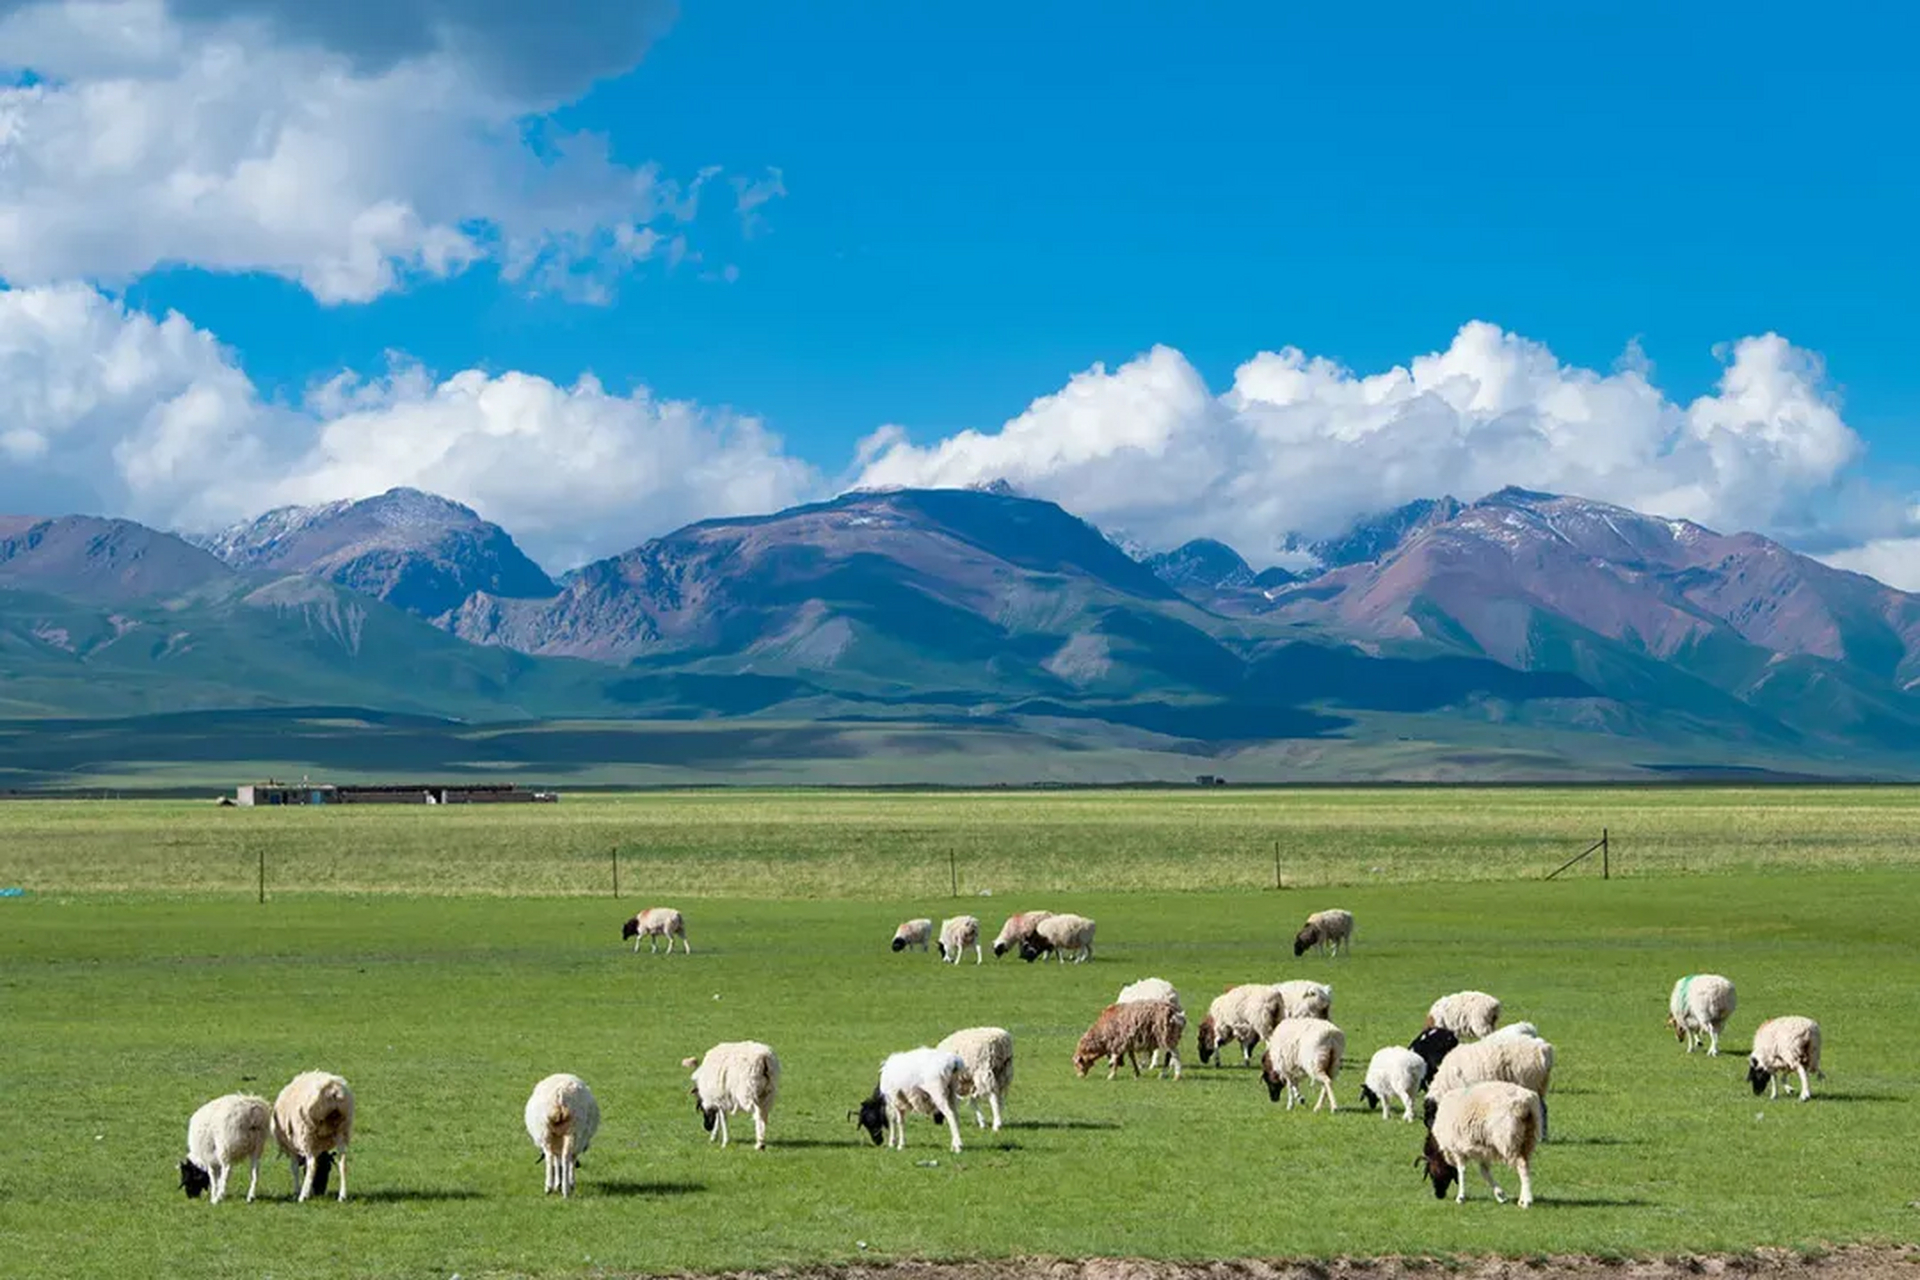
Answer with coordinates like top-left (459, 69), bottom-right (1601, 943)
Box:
top-left (3, 0), bottom-right (1917, 578)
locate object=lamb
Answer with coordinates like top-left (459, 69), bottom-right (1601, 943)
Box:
top-left (684, 1041), bottom-right (780, 1149)
top-left (621, 907), bottom-right (689, 955)
top-left (1020, 912), bottom-right (1096, 964)
top-left (1292, 908), bottom-right (1354, 958)
top-left (524, 1073), bottom-right (599, 1197)
top-left (1748, 1015), bottom-right (1823, 1101)
top-left (991, 910), bottom-right (1053, 957)
top-left (1483, 1021), bottom-right (1541, 1044)
top-left (1358, 1047), bottom-right (1428, 1123)
top-left (891, 918), bottom-right (933, 953)
top-left (936, 1027), bottom-right (1014, 1131)
top-left (1668, 974), bottom-right (1737, 1056)
top-left (1197, 983), bottom-right (1284, 1066)
top-left (1425, 990), bottom-right (1502, 1039)
top-left (1428, 1034), bottom-right (1555, 1141)
top-left (1117, 978), bottom-right (1182, 1070)
top-left (1275, 979), bottom-right (1333, 1020)
top-left (939, 914), bottom-right (983, 965)
top-left (271, 1071), bottom-right (354, 1203)
top-left (852, 1047), bottom-right (968, 1153)
top-left (1408, 1026), bottom-right (1460, 1085)
top-left (1419, 1080), bottom-right (1543, 1207)
top-left (1074, 1000), bottom-right (1185, 1081)
top-left (1260, 1017), bottom-right (1345, 1112)
top-left (179, 1093), bottom-right (271, 1204)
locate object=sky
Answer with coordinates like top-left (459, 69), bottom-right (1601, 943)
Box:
top-left (2, 1), bottom-right (1917, 583)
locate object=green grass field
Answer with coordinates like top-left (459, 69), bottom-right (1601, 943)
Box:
top-left (3, 791), bottom-right (1917, 1280)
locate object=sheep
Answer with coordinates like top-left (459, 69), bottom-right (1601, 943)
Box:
top-left (1418, 1080), bottom-right (1543, 1207)
top-left (1425, 990), bottom-right (1502, 1039)
top-left (1020, 912), bottom-right (1096, 964)
top-left (1359, 1047), bottom-right (1428, 1123)
top-left (621, 907), bottom-right (689, 955)
top-left (936, 1027), bottom-right (1014, 1131)
top-left (271, 1071), bottom-right (354, 1203)
top-left (1668, 974), bottom-right (1737, 1056)
top-left (179, 1093), bottom-right (271, 1204)
top-left (1275, 979), bottom-right (1333, 1020)
top-left (524, 1074), bottom-right (599, 1197)
top-left (1408, 1026), bottom-right (1460, 1085)
top-left (1197, 984), bottom-right (1285, 1066)
top-left (939, 915), bottom-right (983, 965)
top-left (990, 910), bottom-right (1053, 957)
top-left (1074, 1000), bottom-right (1185, 1081)
top-left (1428, 1034), bottom-right (1555, 1141)
top-left (1292, 908), bottom-right (1354, 958)
top-left (852, 1047), bottom-right (968, 1153)
top-left (1748, 1016), bottom-right (1823, 1101)
top-left (1483, 1021), bottom-right (1542, 1044)
top-left (1261, 1017), bottom-right (1345, 1112)
top-left (891, 918), bottom-right (933, 953)
top-left (683, 1042), bottom-right (779, 1149)
top-left (1118, 978), bottom-right (1182, 1071)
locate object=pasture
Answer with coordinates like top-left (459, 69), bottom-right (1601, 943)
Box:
top-left (2, 789), bottom-right (1917, 1280)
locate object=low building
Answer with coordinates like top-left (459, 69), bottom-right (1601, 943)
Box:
top-left (234, 781), bottom-right (557, 806)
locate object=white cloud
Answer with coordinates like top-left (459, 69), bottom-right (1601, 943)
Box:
top-left (0, 0), bottom-right (761, 303)
top-left (856, 320), bottom-right (1891, 566)
top-left (1821, 525), bottom-right (1920, 593)
top-left (0, 283), bottom-right (820, 567)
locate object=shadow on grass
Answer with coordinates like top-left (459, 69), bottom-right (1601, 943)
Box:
top-left (594, 1180), bottom-right (706, 1199)
top-left (1010, 1120), bottom-right (1122, 1131)
top-left (770, 1138), bottom-right (873, 1150)
top-left (352, 1189), bottom-right (485, 1203)
top-left (1810, 1090), bottom-right (1906, 1104)
top-left (1552, 1135), bottom-right (1641, 1147)
top-left (1544, 1196), bottom-right (1656, 1208)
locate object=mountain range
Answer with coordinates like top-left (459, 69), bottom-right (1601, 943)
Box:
top-left (4, 483), bottom-right (1918, 784)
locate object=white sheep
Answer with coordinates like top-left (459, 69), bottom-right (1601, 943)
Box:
top-left (1292, 908), bottom-right (1354, 958)
top-left (1020, 912), bottom-right (1096, 963)
top-left (1482, 1021), bottom-right (1541, 1044)
top-left (1428, 1034), bottom-right (1555, 1141)
top-left (990, 910), bottom-right (1053, 958)
top-left (1359, 1047), bottom-right (1428, 1123)
top-left (1419, 1080), bottom-right (1543, 1207)
top-left (852, 1047), bottom-right (968, 1153)
top-left (1425, 990), bottom-right (1502, 1039)
top-left (271, 1071), bottom-right (354, 1203)
top-left (891, 918), bottom-right (933, 953)
top-left (939, 915), bottom-right (982, 965)
top-left (1197, 983), bottom-right (1284, 1066)
top-left (1748, 1016), bottom-right (1823, 1101)
top-left (684, 1042), bottom-right (779, 1148)
top-left (936, 1027), bottom-right (1013, 1131)
top-left (179, 1093), bottom-right (271, 1204)
top-left (1118, 978), bottom-right (1182, 1070)
top-left (622, 907), bottom-right (689, 954)
top-left (1275, 979), bottom-right (1333, 1020)
top-left (1668, 974), bottom-right (1737, 1056)
top-left (524, 1073), bottom-right (599, 1197)
top-left (1261, 1017), bottom-right (1345, 1112)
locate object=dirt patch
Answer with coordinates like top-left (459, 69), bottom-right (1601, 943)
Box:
top-left (666, 1250), bottom-right (1920, 1280)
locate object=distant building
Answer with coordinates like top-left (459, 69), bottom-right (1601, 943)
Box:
top-left (1195, 774), bottom-right (1227, 786)
top-left (233, 781), bottom-right (557, 806)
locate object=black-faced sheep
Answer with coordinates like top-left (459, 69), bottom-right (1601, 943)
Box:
top-left (271, 1071), bottom-right (354, 1203)
top-left (1359, 1047), bottom-right (1427, 1122)
top-left (939, 915), bottom-right (982, 965)
top-left (1196, 984), bottom-right (1284, 1066)
top-left (621, 907), bottom-right (689, 955)
top-left (1668, 974), bottom-right (1737, 1056)
top-left (1261, 1017), bottom-right (1344, 1112)
top-left (179, 1093), bottom-right (271, 1204)
top-left (524, 1073), bottom-right (599, 1197)
top-left (1074, 1000), bottom-right (1184, 1080)
top-left (1428, 1034), bottom-right (1554, 1141)
top-left (685, 1041), bottom-right (779, 1148)
top-left (1019, 912), bottom-right (1096, 964)
top-left (991, 910), bottom-right (1053, 957)
top-left (1748, 1015), bottom-right (1823, 1101)
top-left (851, 1047), bottom-right (968, 1153)
top-left (891, 918), bottom-right (933, 953)
top-left (1418, 1080), bottom-right (1542, 1207)
top-left (1292, 908), bottom-right (1354, 958)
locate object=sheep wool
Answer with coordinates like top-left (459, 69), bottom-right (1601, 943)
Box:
top-left (1261, 1017), bottom-right (1345, 1112)
top-left (1117, 978), bottom-right (1182, 1070)
top-left (891, 918), bottom-right (933, 953)
top-left (1275, 979), bottom-right (1333, 1020)
top-left (991, 910), bottom-right (1053, 958)
top-left (1292, 908), bottom-right (1354, 958)
top-left (1359, 1047), bottom-right (1428, 1123)
top-left (524, 1074), bottom-right (600, 1197)
top-left (686, 1041), bottom-right (780, 1149)
top-left (271, 1071), bottom-right (354, 1203)
top-left (180, 1093), bottom-right (271, 1204)
top-left (1197, 983), bottom-right (1285, 1066)
top-left (1420, 1080), bottom-right (1542, 1207)
top-left (1748, 1016), bottom-right (1823, 1101)
top-left (622, 907), bottom-right (689, 955)
top-left (1482, 1021), bottom-right (1542, 1044)
top-left (1425, 990), bottom-right (1502, 1039)
top-left (1668, 974), bottom-right (1737, 1056)
top-left (938, 915), bottom-right (983, 965)
top-left (1021, 913), bottom-right (1096, 964)
top-left (1074, 1000), bottom-right (1185, 1080)
top-left (936, 1027), bottom-right (1014, 1131)
top-left (1428, 1035), bottom-right (1555, 1141)
top-left (853, 1047), bottom-right (969, 1154)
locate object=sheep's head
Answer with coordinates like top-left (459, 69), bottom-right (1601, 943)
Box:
top-left (851, 1090), bottom-right (887, 1145)
top-left (1261, 1059), bottom-right (1286, 1103)
top-left (178, 1159), bottom-right (211, 1199)
top-left (1418, 1132), bottom-right (1457, 1199)
top-left (1747, 1060), bottom-right (1772, 1096)
top-left (1665, 1013), bottom-right (1685, 1042)
top-left (698, 1099), bottom-right (720, 1133)
top-left (1358, 1084), bottom-right (1380, 1111)
top-left (891, 936), bottom-right (907, 952)
top-left (1071, 1034), bottom-right (1103, 1078)
top-left (1019, 939), bottom-right (1047, 963)
top-left (620, 916), bottom-right (640, 941)
top-left (1292, 925), bottom-right (1319, 957)
top-left (1196, 1015), bottom-right (1218, 1064)
top-left (991, 939), bottom-right (1009, 957)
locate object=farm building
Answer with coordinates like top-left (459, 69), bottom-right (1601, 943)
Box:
top-left (233, 782), bottom-right (558, 806)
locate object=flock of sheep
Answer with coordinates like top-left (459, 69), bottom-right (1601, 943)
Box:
top-left (177, 903), bottom-right (1826, 1210)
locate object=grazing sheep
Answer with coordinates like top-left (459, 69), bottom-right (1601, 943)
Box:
top-left (991, 910), bottom-right (1054, 958)
top-left (684, 1042), bottom-right (779, 1149)
top-left (852, 1048), bottom-right (968, 1153)
top-left (936, 1027), bottom-right (1014, 1131)
top-left (179, 1093), bottom-right (271, 1204)
top-left (1197, 984), bottom-right (1285, 1066)
top-left (939, 915), bottom-right (983, 965)
top-left (271, 1071), bottom-right (354, 1203)
top-left (1359, 1048), bottom-right (1428, 1123)
top-left (1275, 979), bottom-right (1333, 1020)
top-left (1428, 1034), bottom-right (1555, 1141)
top-left (1292, 908), bottom-right (1354, 958)
top-left (1668, 974), bottom-right (1737, 1056)
top-left (1748, 1016), bottom-right (1823, 1101)
top-left (1117, 978), bottom-right (1182, 1070)
top-left (1408, 1026), bottom-right (1460, 1086)
top-left (1482, 1021), bottom-right (1541, 1044)
top-left (1020, 912), bottom-right (1096, 964)
top-left (891, 919), bottom-right (933, 953)
top-left (621, 907), bottom-right (689, 955)
top-left (524, 1074), bottom-right (599, 1197)
top-left (1419, 1080), bottom-right (1543, 1207)
top-left (1425, 990), bottom-right (1502, 1040)
top-left (1074, 1000), bottom-right (1185, 1081)
top-left (1261, 1017), bottom-right (1345, 1112)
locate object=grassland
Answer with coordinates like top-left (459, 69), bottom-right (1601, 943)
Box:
top-left (3, 790), bottom-right (1917, 1280)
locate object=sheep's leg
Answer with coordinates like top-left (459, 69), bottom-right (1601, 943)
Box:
top-left (1768, 1073), bottom-right (1780, 1100)
top-left (1796, 1064), bottom-right (1812, 1101)
top-left (246, 1154), bottom-right (260, 1202)
top-left (933, 1087), bottom-right (964, 1153)
top-left (1129, 1048), bottom-right (1142, 1077)
top-left (1479, 1160), bottom-right (1506, 1204)
top-left (1707, 1024), bottom-right (1720, 1057)
top-left (1106, 1054), bottom-right (1119, 1081)
top-left (718, 1110), bottom-right (731, 1148)
top-left (297, 1156), bottom-right (315, 1203)
top-left (1453, 1160), bottom-right (1468, 1203)
top-left (336, 1150), bottom-right (347, 1202)
top-left (1167, 1050), bottom-right (1182, 1081)
top-left (973, 943), bottom-right (982, 965)
top-left (752, 1105), bottom-right (768, 1149)
top-left (1401, 1091), bottom-right (1416, 1123)
top-left (970, 1096), bottom-right (986, 1129)
top-left (633, 936), bottom-right (641, 953)
top-left (1515, 1156), bottom-right (1534, 1207)
top-left (988, 1091), bottom-right (1004, 1131)
top-left (209, 1164), bottom-right (225, 1204)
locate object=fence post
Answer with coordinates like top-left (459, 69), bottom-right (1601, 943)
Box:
top-left (611, 847), bottom-right (619, 899)
top-left (949, 847), bottom-right (958, 897)
top-left (1602, 828), bottom-right (1609, 881)
top-left (1274, 840), bottom-right (1281, 891)
top-left (257, 847), bottom-right (265, 905)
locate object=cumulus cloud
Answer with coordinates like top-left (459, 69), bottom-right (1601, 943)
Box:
top-left (1820, 530), bottom-right (1920, 593)
top-left (855, 321), bottom-right (1895, 566)
top-left (0, 0), bottom-right (762, 303)
top-left (0, 284), bottom-right (820, 567)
